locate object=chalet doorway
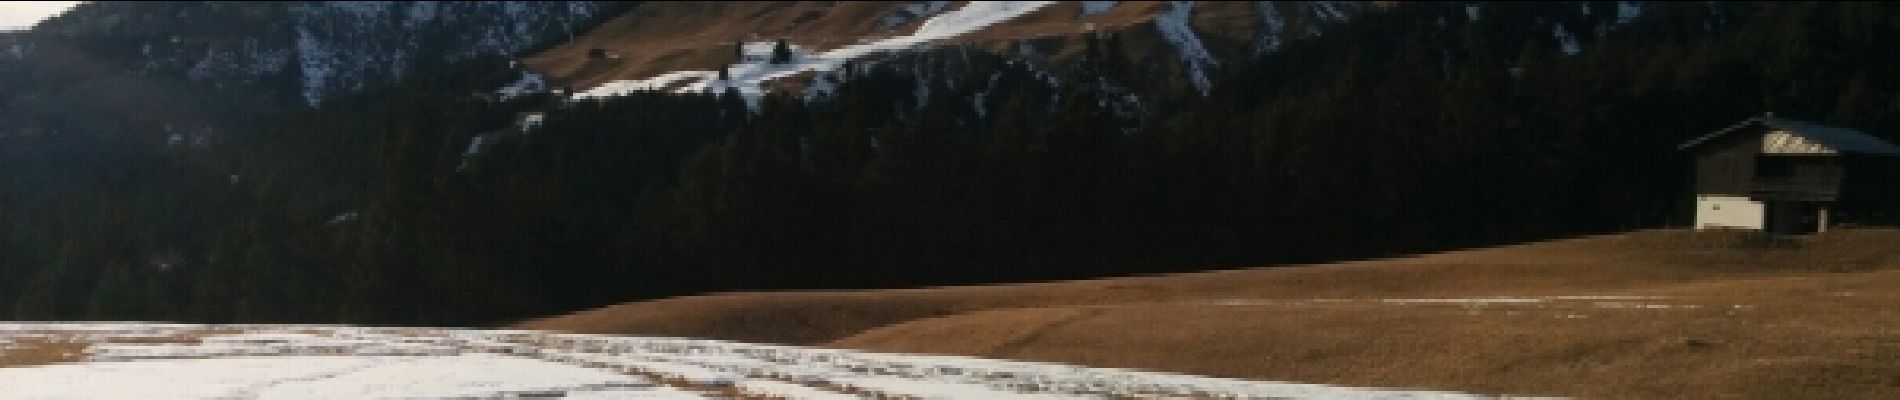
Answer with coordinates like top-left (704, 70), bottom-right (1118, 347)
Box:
top-left (1764, 201), bottom-right (1822, 235)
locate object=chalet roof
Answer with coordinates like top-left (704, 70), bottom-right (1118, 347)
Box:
top-left (1680, 114), bottom-right (1900, 155)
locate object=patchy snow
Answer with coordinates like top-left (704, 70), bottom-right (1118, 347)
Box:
top-left (0, 324), bottom-right (1495, 399)
top-left (972, 72), bottom-right (1002, 118)
top-left (463, 134), bottom-right (489, 157)
top-left (802, 70), bottom-right (845, 102)
top-left (574, 1), bottom-right (1056, 107)
top-left (327, 1), bottom-right (394, 17)
top-left (457, 134), bottom-right (494, 171)
top-left (293, 26), bottom-right (332, 106)
top-left (834, 376), bottom-right (1083, 399)
top-left (1553, 23), bottom-right (1581, 56)
top-left (518, 112), bottom-right (545, 133)
top-left (403, 1), bottom-right (439, 29)
top-left (1252, 1), bottom-right (1286, 53)
top-left (581, 70), bottom-right (721, 97)
top-left (0, 355), bottom-right (655, 400)
top-left (1080, 1), bottom-right (1119, 17)
top-left (1616, 1), bottom-right (1643, 25)
top-left (1310, 1), bottom-right (1349, 23)
top-left (879, 1), bottom-right (955, 32)
top-left (281, 2), bottom-right (604, 105)
top-left (736, 380), bottom-right (861, 400)
top-left (326, 211), bottom-right (359, 226)
top-left (495, 71), bottom-right (547, 100)
top-left (1155, 1), bottom-right (1216, 95)
top-left (256, 354), bottom-right (650, 399)
top-left (1465, 3), bottom-right (1480, 22)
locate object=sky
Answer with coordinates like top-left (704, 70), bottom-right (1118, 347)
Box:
top-left (0, 1), bottom-right (80, 31)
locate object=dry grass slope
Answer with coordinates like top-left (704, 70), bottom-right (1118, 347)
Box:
top-left (519, 229), bottom-right (1900, 399)
top-left (523, 1), bottom-right (1265, 92)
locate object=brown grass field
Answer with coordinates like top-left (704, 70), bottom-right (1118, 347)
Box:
top-left (519, 229), bottom-right (1900, 399)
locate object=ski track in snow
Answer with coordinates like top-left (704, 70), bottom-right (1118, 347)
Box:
top-left (573, 1), bottom-right (1056, 107)
top-left (0, 323), bottom-right (1501, 399)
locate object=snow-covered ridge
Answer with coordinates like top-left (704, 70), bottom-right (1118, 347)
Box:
top-left (573, 1), bottom-right (1057, 106)
top-left (0, 323), bottom-right (1500, 399)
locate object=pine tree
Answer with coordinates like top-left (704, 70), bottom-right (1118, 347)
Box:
top-left (771, 39), bottom-right (793, 64)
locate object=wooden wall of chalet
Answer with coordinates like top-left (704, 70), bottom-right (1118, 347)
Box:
top-left (1751, 155), bottom-right (1842, 202)
top-left (1693, 126), bottom-right (1760, 196)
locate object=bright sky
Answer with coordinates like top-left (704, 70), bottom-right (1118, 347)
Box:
top-left (0, 1), bottom-right (80, 31)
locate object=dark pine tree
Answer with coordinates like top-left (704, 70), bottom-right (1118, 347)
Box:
top-left (771, 39), bottom-right (793, 64)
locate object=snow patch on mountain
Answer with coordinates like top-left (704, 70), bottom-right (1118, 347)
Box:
top-left (1616, 1), bottom-right (1643, 25)
top-left (1553, 23), bottom-right (1580, 56)
top-left (294, 26), bottom-right (336, 105)
top-left (1465, 4), bottom-right (1481, 22)
top-left (1311, 1), bottom-right (1349, 23)
top-left (183, 38), bottom-right (293, 84)
top-left (1155, 1), bottom-right (1215, 95)
top-left (496, 71), bottom-right (546, 100)
top-left (327, 211), bottom-right (360, 226)
top-left (403, 1), bottom-right (439, 29)
top-left (913, 64), bottom-right (933, 107)
top-left (879, 1), bottom-right (955, 32)
top-left (463, 134), bottom-right (490, 157)
top-left (286, 1), bottom-right (606, 105)
top-left (1097, 80), bottom-right (1144, 134)
top-left (329, 1), bottom-right (395, 16)
top-left (972, 71), bottom-right (1002, 118)
top-left (1252, 1), bottom-right (1286, 54)
top-left (574, 1), bottom-right (1056, 108)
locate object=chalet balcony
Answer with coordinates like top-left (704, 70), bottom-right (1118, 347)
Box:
top-left (1749, 179), bottom-right (1840, 202)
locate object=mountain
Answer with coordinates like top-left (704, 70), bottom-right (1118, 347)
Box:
top-left (13, 1), bottom-right (614, 105)
top-left (5, 1), bottom-right (1900, 329)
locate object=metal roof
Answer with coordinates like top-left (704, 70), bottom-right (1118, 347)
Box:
top-left (1678, 114), bottom-right (1900, 155)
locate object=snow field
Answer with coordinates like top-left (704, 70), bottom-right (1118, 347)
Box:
top-left (0, 323), bottom-right (1495, 399)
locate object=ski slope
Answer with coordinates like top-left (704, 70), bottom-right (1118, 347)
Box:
top-left (0, 323), bottom-right (1495, 399)
top-left (572, 1), bottom-right (1056, 105)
